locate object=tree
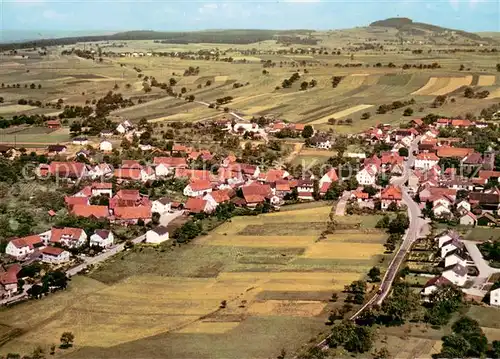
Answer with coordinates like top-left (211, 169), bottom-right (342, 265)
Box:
top-left (398, 147), bottom-right (409, 157)
top-left (60, 332), bottom-right (74, 349)
top-left (17, 278), bottom-right (25, 292)
top-left (388, 213), bottom-right (409, 234)
top-left (169, 78), bottom-right (177, 86)
top-left (181, 87), bottom-right (187, 94)
top-left (301, 125), bottom-right (314, 138)
top-left (380, 283), bottom-right (420, 325)
top-left (492, 340), bottom-right (500, 358)
top-left (464, 87), bottom-right (475, 98)
top-left (361, 112), bottom-right (371, 120)
top-left (372, 347), bottom-right (389, 359)
top-left (403, 108), bottom-right (414, 116)
top-left (368, 267), bottom-right (381, 282)
top-left (376, 215), bottom-right (390, 229)
top-left (300, 81), bottom-right (309, 91)
top-left (328, 118), bottom-right (336, 125)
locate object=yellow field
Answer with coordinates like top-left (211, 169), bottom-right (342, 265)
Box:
top-left (482, 327), bottom-right (500, 341)
top-left (430, 76), bottom-right (472, 95)
top-left (309, 104), bottom-right (374, 125)
top-left (215, 75), bottom-right (228, 82)
top-left (204, 235), bottom-right (315, 247)
top-left (304, 242), bottom-right (384, 259)
top-left (478, 75), bottom-right (496, 86)
top-left (176, 321), bottom-right (240, 334)
top-left (247, 300), bottom-right (326, 317)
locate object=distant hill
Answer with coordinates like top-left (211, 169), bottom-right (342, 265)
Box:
top-left (369, 17), bottom-right (494, 43)
top-left (0, 29), bottom-right (315, 50)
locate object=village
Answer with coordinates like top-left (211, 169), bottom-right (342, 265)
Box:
top-left (1, 110), bottom-right (500, 313)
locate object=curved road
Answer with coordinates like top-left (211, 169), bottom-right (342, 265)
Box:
top-left (317, 138), bottom-right (426, 349)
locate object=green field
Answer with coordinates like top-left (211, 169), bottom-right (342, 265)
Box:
top-left (0, 127), bottom-right (70, 145)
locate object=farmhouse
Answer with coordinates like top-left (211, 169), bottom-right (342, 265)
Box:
top-left (415, 153), bottom-right (439, 170)
top-left (46, 120), bottom-right (61, 129)
top-left (72, 137), bottom-right (89, 146)
top-left (356, 165), bottom-right (377, 186)
top-left (185, 197), bottom-right (213, 214)
top-left (421, 276), bottom-right (452, 296)
top-left (297, 179), bottom-right (314, 200)
top-left (47, 145), bottom-right (67, 155)
top-left (114, 206), bottom-right (152, 225)
top-left (380, 186), bottom-right (402, 210)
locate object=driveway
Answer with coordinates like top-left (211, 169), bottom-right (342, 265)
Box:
top-left (335, 191), bottom-right (351, 216)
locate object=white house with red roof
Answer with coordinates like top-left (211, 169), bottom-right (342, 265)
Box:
top-left (41, 247), bottom-right (71, 264)
top-left (184, 179), bottom-right (213, 197)
top-left (5, 235), bottom-right (44, 259)
top-left (442, 263), bottom-right (467, 286)
top-left (152, 197), bottom-right (172, 214)
top-left (380, 186), bottom-right (402, 210)
top-left (0, 264), bottom-right (21, 296)
top-left (154, 157), bottom-right (188, 177)
top-left (415, 153), bottom-right (439, 170)
top-left (356, 165), bottom-right (377, 186)
top-left (50, 227), bottom-right (87, 248)
top-left (319, 169), bottom-right (339, 194)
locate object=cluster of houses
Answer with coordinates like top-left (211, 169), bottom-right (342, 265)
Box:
top-left (360, 118), bottom-right (500, 225)
top-left (422, 230), bottom-right (472, 297)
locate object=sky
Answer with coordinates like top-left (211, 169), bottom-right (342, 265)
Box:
top-left (0, 0), bottom-right (499, 36)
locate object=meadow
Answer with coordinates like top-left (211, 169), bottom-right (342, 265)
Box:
top-left (0, 205), bottom-right (389, 358)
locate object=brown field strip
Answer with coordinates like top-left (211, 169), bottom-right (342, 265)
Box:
top-left (430, 76), bottom-right (473, 95)
top-left (204, 235), bottom-right (315, 248)
top-left (411, 77), bottom-right (438, 95)
top-left (248, 300), bottom-right (326, 317)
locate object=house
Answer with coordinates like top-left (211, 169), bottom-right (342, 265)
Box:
top-left (469, 192), bottom-right (500, 213)
top-left (100, 130), bottom-right (114, 137)
top-left (319, 169), bottom-right (339, 191)
top-left (89, 163), bottom-right (113, 179)
top-left (47, 145), bottom-right (67, 155)
top-left (0, 264), bottom-right (21, 296)
top-left (50, 227), bottom-right (87, 248)
top-left (100, 140), bottom-right (113, 152)
top-left (451, 119), bottom-right (473, 128)
top-left (46, 120), bottom-right (61, 129)
top-left (72, 137), bottom-right (88, 146)
top-left (5, 235), bottom-right (44, 259)
top-left (444, 249), bottom-right (469, 268)
top-left (91, 182), bottom-right (113, 198)
top-left (421, 276), bottom-right (452, 296)
top-left (116, 120), bottom-right (134, 134)
top-left (441, 263), bottom-right (467, 286)
top-left (233, 122), bottom-right (260, 134)
top-left (459, 211), bottom-right (477, 226)
top-left (90, 230), bottom-right (114, 248)
top-left (356, 165), bottom-right (377, 186)
top-left (490, 288), bottom-right (500, 306)
top-left (457, 200), bottom-right (471, 213)
top-left (175, 168), bottom-right (212, 181)
top-left (477, 213), bottom-right (498, 227)
top-left (461, 152), bottom-right (483, 172)
top-left (114, 206), bottom-right (152, 225)
top-left (110, 190), bottom-right (150, 209)
top-left (71, 205), bottom-right (109, 219)
top-left (309, 133), bottom-right (333, 150)
top-left (415, 153), bottom-right (439, 170)
top-left (65, 196), bottom-right (90, 208)
top-left (185, 197), bottom-right (213, 214)
top-left (433, 203), bottom-right (452, 218)
top-left (154, 157), bottom-right (188, 177)
top-left (145, 226), bottom-right (170, 244)
top-left (204, 190), bottom-right (230, 207)
top-left (41, 246), bottom-right (71, 264)
top-left (241, 183), bottom-right (274, 208)
top-left (380, 186), bottom-right (402, 210)
top-left (297, 179), bottom-right (314, 200)
top-left (441, 238), bottom-right (465, 258)
top-left (152, 197), bottom-right (172, 214)
top-left (436, 230), bottom-right (462, 248)
top-left (437, 147), bottom-right (474, 159)
top-left (183, 179), bottom-right (212, 197)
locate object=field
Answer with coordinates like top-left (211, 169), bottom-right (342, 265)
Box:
top-left (0, 127), bottom-right (70, 145)
top-left (1, 38), bottom-right (499, 138)
top-left (0, 207), bottom-right (389, 358)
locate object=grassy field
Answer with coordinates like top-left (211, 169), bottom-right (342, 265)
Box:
top-left (0, 206), bottom-right (390, 358)
top-left (466, 227), bottom-right (500, 242)
top-left (0, 127), bottom-right (70, 145)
